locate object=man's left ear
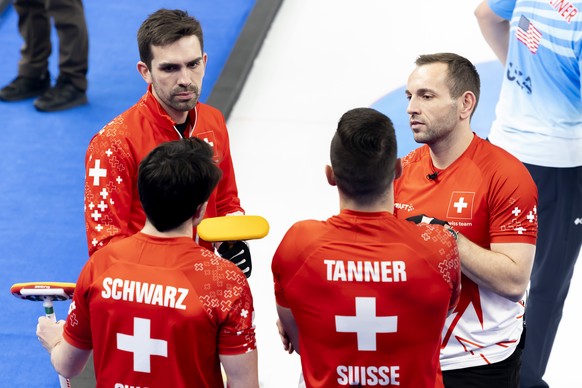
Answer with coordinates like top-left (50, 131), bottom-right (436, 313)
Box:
top-left (325, 165), bottom-right (337, 186)
top-left (460, 91), bottom-right (477, 120)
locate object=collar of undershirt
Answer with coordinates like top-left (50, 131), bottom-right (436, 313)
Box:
top-left (174, 116), bottom-right (190, 137)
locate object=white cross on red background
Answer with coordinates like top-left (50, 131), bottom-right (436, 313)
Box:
top-left (335, 297), bottom-right (397, 351)
top-left (453, 197), bottom-right (468, 213)
top-left (117, 317), bottom-right (168, 373)
top-left (88, 159), bottom-right (107, 186)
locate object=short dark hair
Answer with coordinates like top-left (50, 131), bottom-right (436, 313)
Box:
top-left (415, 52), bottom-right (481, 116)
top-left (138, 138), bottom-right (221, 232)
top-left (137, 9), bottom-right (204, 69)
top-left (330, 108), bottom-right (397, 205)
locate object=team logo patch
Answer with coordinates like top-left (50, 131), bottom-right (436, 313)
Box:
top-left (446, 192), bottom-right (475, 220)
top-left (196, 131), bottom-right (219, 161)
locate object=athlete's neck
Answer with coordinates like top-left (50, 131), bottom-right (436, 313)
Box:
top-left (429, 127), bottom-right (474, 169)
top-left (141, 219), bottom-right (193, 238)
top-left (339, 190), bottom-right (394, 214)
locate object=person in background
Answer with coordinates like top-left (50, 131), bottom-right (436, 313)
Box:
top-left (0, 0), bottom-right (88, 112)
top-left (37, 137), bottom-right (258, 387)
top-left (395, 52), bottom-right (538, 388)
top-left (273, 107), bottom-right (461, 387)
top-left (475, 2), bottom-right (582, 387)
top-left (83, 8), bottom-right (252, 276)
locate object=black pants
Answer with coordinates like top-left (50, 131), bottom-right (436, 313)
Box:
top-left (13, 0), bottom-right (89, 90)
top-left (519, 165), bottom-right (582, 388)
top-left (443, 332), bottom-right (524, 388)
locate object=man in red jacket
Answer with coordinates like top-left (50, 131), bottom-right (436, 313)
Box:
top-left (83, 9), bottom-right (251, 276)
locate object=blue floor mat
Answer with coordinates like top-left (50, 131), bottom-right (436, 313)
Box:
top-left (0, 1), bottom-right (253, 386)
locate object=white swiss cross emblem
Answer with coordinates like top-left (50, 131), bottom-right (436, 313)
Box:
top-left (335, 297), bottom-right (397, 351)
top-left (447, 191), bottom-right (475, 219)
top-left (195, 131), bottom-right (218, 161)
top-left (88, 159), bottom-right (107, 186)
top-left (117, 317), bottom-right (168, 373)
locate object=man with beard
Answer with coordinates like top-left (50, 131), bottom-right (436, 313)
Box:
top-left (394, 53), bottom-right (538, 387)
top-left (83, 9), bottom-right (251, 276)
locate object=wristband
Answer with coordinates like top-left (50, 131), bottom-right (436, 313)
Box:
top-left (446, 227), bottom-right (459, 241)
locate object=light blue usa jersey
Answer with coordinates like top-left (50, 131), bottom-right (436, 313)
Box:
top-left (488, 0), bottom-right (582, 167)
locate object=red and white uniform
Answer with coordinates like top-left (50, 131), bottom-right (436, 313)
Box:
top-left (272, 210), bottom-right (461, 387)
top-left (394, 134), bottom-right (538, 370)
top-left (63, 233), bottom-right (255, 388)
top-left (84, 86), bottom-right (243, 255)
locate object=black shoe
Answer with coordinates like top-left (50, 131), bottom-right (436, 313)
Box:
top-left (34, 77), bottom-right (87, 112)
top-left (0, 72), bottom-right (50, 101)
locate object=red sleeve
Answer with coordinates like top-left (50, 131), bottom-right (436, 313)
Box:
top-left (418, 224), bottom-right (462, 313)
top-left (214, 123), bottom-right (243, 217)
top-left (488, 154), bottom-right (538, 244)
top-left (63, 259), bottom-right (94, 350)
top-left (272, 225), bottom-right (299, 308)
top-left (272, 221), bottom-right (323, 308)
top-left (84, 120), bottom-right (138, 256)
top-left (272, 258), bottom-right (289, 308)
top-left (216, 264), bottom-right (256, 355)
top-left (194, 105), bottom-right (243, 218)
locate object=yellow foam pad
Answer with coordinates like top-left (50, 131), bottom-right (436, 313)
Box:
top-left (198, 215), bottom-right (269, 242)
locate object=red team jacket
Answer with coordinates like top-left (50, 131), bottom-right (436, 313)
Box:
top-left (84, 86), bottom-right (243, 255)
top-left (63, 233), bottom-right (256, 387)
top-left (272, 209), bottom-right (461, 387)
top-left (394, 134), bottom-right (538, 370)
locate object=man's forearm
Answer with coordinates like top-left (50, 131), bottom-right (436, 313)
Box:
top-left (220, 350), bottom-right (259, 388)
top-left (457, 234), bottom-right (535, 302)
top-left (51, 339), bottom-right (91, 379)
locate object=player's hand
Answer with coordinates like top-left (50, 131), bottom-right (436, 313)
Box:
top-left (36, 316), bottom-right (65, 353)
top-left (407, 214), bottom-right (459, 241)
top-left (406, 214), bottom-right (449, 226)
top-left (218, 240), bottom-right (252, 278)
top-left (276, 319), bottom-right (294, 354)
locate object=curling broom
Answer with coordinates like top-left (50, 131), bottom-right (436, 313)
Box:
top-left (11, 281), bottom-right (75, 388)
